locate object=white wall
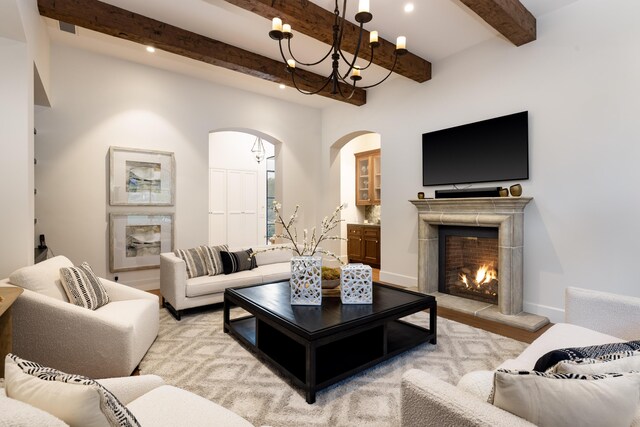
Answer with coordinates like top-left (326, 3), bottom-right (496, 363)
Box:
top-left (321, 0), bottom-right (640, 322)
top-left (34, 43), bottom-right (321, 288)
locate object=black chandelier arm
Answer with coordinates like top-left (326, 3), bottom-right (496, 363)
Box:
top-left (334, 75), bottom-right (358, 100)
top-left (338, 21), bottom-right (366, 78)
top-left (290, 69), bottom-right (334, 96)
top-left (358, 53), bottom-right (399, 89)
top-left (355, 45), bottom-right (376, 71)
top-left (336, 0), bottom-right (348, 50)
top-left (281, 38), bottom-right (332, 67)
top-left (286, 60), bottom-right (336, 86)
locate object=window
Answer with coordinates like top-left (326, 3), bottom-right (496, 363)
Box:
top-left (266, 156), bottom-right (276, 243)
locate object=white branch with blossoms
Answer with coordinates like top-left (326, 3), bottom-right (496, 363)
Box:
top-left (252, 201), bottom-right (346, 265)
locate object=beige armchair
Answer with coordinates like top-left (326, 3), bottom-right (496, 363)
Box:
top-left (0, 255), bottom-right (159, 378)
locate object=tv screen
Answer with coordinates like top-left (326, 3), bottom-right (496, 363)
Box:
top-left (422, 111), bottom-right (529, 186)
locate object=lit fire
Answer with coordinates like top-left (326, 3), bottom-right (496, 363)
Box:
top-left (460, 265), bottom-right (497, 289)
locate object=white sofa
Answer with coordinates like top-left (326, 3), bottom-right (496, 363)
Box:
top-left (0, 256), bottom-right (159, 379)
top-left (160, 244), bottom-right (292, 320)
top-left (0, 374), bottom-right (254, 426)
top-left (401, 287), bottom-right (640, 427)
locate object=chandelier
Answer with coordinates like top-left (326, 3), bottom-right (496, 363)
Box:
top-left (268, 0), bottom-right (407, 99)
top-left (251, 136), bottom-right (266, 163)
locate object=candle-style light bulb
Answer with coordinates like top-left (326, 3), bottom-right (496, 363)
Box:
top-left (370, 31), bottom-right (378, 44)
top-left (287, 59), bottom-right (296, 69)
top-left (282, 24), bottom-right (291, 34)
top-left (396, 36), bottom-right (406, 50)
top-left (358, 0), bottom-right (369, 13)
top-left (351, 66), bottom-right (361, 77)
top-left (272, 17), bottom-right (282, 31)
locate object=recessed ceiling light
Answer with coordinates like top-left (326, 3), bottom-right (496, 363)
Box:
top-left (279, 84), bottom-right (286, 90)
top-left (146, 46), bottom-right (156, 53)
top-left (404, 3), bottom-right (414, 13)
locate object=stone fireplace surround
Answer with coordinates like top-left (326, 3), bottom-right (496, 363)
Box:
top-left (411, 197), bottom-right (548, 331)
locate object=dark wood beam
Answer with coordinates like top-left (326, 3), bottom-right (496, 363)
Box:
top-left (37, 0), bottom-right (366, 106)
top-left (223, 0), bottom-right (431, 83)
top-left (459, 0), bottom-right (536, 46)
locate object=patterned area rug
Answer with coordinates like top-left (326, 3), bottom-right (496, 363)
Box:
top-left (139, 308), bottom-right (527, 427)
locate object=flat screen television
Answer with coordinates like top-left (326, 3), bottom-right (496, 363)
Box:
top-left (422, 111), bottom-right (529, 186)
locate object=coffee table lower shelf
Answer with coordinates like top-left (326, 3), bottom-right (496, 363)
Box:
top-left (226, 314), bottom-right (435, 403)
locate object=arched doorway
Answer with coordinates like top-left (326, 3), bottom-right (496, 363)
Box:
top-left (208, 130), bottom-right (281, 247)
top-left (328, 131), bottom-right (381, 263)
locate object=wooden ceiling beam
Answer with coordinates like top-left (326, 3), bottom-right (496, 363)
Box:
top-left (37, 0), bottom-right (366, 106)
top-left (222, 0), bottom-right (431, 83)
top-left (459, 0), bottom-right (536, 46)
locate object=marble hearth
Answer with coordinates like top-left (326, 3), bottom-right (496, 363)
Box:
top-left (411, 197), bottom-right (548, 331)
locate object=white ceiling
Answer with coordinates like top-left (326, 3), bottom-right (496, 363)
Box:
top-left (45, 0), bottom-right (580, 109)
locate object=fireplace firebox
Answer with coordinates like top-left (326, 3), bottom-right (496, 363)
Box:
top-left (438, 226), bottom-right (499, 305)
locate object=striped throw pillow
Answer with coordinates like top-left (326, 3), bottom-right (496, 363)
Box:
top-left (200, 244), bottom-right (229, 276)
top-left (174, 247), bottom-right (208, 279)
top-left (5, 353), bottom-right (140, 427)
top-left (59, 262), bottom-right (110, 310)
top-left (220, 249), bottom-right (257, 275)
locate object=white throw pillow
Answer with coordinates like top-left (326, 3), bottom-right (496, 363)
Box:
top-left (553, 351), bottom-right (640, 375)
top-left (492, 369), bottom-right (640, 427)
top-left (4, 354), bottom-right (140, 427)
top-left (253, 244), bottom-right (294, 266)
top-left (9, 255), bottom-right (72, 301)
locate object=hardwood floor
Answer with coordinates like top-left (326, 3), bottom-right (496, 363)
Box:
top-left (149, 268), bottom-right (549, 344)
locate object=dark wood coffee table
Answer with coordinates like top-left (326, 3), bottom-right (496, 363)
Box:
top-left (223, 281), bottom-right (436, 403)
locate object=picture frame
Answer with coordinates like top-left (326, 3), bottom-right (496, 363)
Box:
top-left (109, 213), bottom-right (174, 272)
top-left (109, 146), bottom-right (175, 206)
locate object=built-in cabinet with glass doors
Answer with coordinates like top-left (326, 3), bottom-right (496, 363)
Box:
top-left (355, 149), bottom-right (381, 206)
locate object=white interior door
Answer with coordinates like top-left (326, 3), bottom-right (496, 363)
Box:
top-left (211, 169), bottom-right (259, 248)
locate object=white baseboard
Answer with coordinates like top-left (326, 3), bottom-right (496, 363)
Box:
top-left (117, 278), bottom-right (159, 291)
top-left (379, 270), bottom-right (417, 288)
top-left (524, 301), bottom-right (564, 323)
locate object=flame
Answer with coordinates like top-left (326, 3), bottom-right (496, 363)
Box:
top-left (460, 273), bottom-right (469, 288)
top-left (460, 265), bottom-right (497, 289)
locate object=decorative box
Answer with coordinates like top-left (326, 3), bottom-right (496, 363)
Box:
top-left (290, 256), bottom-right (322, 305)
top-left (340, 263), bottom-right (373, 304)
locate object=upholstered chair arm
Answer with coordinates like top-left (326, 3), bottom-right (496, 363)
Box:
top-left (97, 375), bottom-right (165, 405)
top-left (160, 253), bottom-right (187, 309)
top-left (565, 287), bottom-right (640, 340)
top-left (12, 288), bottom-right (139, 378)
top-left (401, 369), bottom-right (535, 427)
top-left (100, 278), bottom-right (158, 303)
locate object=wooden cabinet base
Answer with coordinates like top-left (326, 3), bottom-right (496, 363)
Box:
top-left (347, 224), bottom-right (380, 268)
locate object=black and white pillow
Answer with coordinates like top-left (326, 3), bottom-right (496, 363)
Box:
top-left (201, 244), bottom-right (228, 276)
top-left (174, 247), bottom-right (209, 279)
top-left (221, 249), bottom-right (257, 275)
top-left (533, 340), bottom-right (640, 372)
top-left (59, 262), bottom-right (110, 310)
top-left (5, 353), bottom-right (140, 427)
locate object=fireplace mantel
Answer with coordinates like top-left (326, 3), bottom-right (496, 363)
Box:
top-left (411, 197), bottom-right (548, 331)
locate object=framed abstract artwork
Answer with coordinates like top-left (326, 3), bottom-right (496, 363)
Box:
top-left (109, 213), bottom-right (174, 272)
top-left (109, 146), bottom-right (175, 206)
